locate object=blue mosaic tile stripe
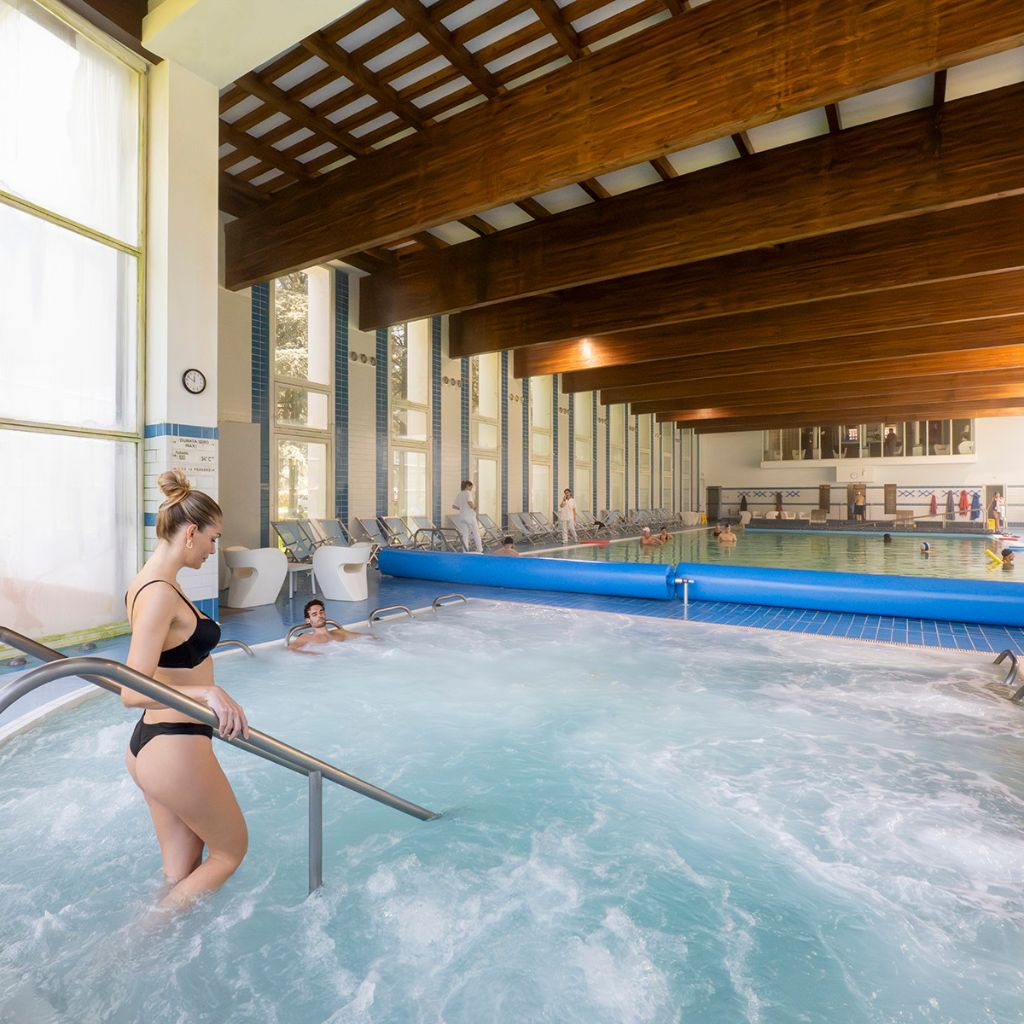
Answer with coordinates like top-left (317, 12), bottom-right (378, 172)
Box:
top-left (592, 397), bottom-right (599, 514)
top-left (605, 407), bottom-right (611, 513)
top-left (251, 283), bottom-right (270, 547)
top-left (652, 416), bottom-right (657, 508)
top-left (144, 423), bottom-right (219, 439)
top-left (334, 271), bottom-right (349, 526)
top-left (522, 376), bottom-right (530, 510)
top-left (567, 391), bottom-right (575, 492)
top-left (432, 317), bottom-right (443, 525)
top-left (376, 328), bottom-right (389, 516)
top-left (501, 351), bottom-right (509, 529)
top-left (461, 356), bottom-right (470, 482)
top-left (551, 373), bottom-right (559, 511)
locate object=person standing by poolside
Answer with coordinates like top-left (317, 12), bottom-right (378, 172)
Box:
top-left (558, 488), bottom-right (579, 545)
top-left (451, 479), bottom-right (483, 552)
top-left (123, 470), bottom-right (249, 912)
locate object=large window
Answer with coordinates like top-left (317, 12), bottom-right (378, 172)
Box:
top-left (389, 319), bottom-right (430, 516)
top-left (0, 0), bottom-right (143, 639)
top-left (637, 415), bottom-right (652, 509)
top-left (609, 405), bottom-right (625, 513)
top-left (471, 353), bottom-right (500, 522)
top-left (273, 268), bottom-right (332, 520)
top-left (661, 422), bottom-right (673, 508)
top-left (763, 419), bottom-right (976, 462)
top-left (574, 393), bottom-right (593, 512)
top-left (529, 375), bottom-right (552, 516)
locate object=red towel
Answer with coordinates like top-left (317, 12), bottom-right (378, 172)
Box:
top-left (959, 489), bottom-right (969, 514)
top-left (929, 494), bottom-right (937, 516)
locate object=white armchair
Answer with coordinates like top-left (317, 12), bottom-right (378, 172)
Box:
top-left (313, 543), bottom-right (374, 601)
top-left (681, 510), bottom-right (701, 526)
top-left (223, 546), bottom-right (288, 608)
top-left (738, 510), bottom-right (752, 526)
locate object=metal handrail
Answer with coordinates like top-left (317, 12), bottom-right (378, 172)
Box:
top-left (432, 594), bottom-right (467, 611)
top-left (285, 620), bottom-right (344, 646)
top-left (368, 605), bottom-right (413, 627)
top-left (674, 576), bottom-right (695, 610)
top-left (0, 628), bottom-right (439, 892)
top-left (215, 640), bottom-right (255, 657)
top-left (993, 649), bottom-right (1024, 703)
top-left (993, 649), bottom-right (1019, 688)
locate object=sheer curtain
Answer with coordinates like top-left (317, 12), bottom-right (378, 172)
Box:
top-left (0, 0), bottom-right (141, 640)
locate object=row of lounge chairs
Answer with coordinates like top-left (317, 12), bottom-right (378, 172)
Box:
top-left (270, 508), bottom-right (688, 567)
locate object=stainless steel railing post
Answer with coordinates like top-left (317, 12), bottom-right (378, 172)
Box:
top-left (309, 770), bottom-right (323, 894)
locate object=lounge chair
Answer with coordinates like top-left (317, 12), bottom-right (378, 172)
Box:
top-left (476, 513), bottom-right (506, 549)
top-left (409, 515), bottom-right (463, 551)
top-left (271, 520), bottom-right (318, 597)
top-left (353, 517), bottom-right (400, 549)
top-left (314, 518), bottom-right (355, 546)
top-left (381, 516), bottom-right (421, 548)
top-left (509, 511), bottom-right (549, 544)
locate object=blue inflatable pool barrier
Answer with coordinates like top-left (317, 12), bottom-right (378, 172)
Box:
top-left (378, 549), bottom-right (677, 600)
top-left (674, 562), bottom-right (1024, 628)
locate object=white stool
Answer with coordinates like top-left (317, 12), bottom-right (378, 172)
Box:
top-left (313, 543), bottom-right (373, 601)
top-left (286, 563), bottom-right (314, 600)
top-left (223, 546), bottom-right (288, 608)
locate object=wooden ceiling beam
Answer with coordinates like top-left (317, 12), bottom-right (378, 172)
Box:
top-left (390, 0), bottom-right (500, 98)
top-left (515, 197), bottom-right (552, 220)
top-left (369, 82), bottom-right (1024, 333)
top-left (649, 155), bottom-right (678, 181)
top-left (526, 0), bottom-right (584, 60)
top-left (300, 31), bottom-right (430, 129)
top-left (629, 375), bottom-right (1024, 416)
top-left (225, 0), bottom-right (1024, 289)
top-left (516, 271), bottom-right (1024, 382)
top-left (235, 73), bottom-right (370, 159)
top-left (559, 317), bottom-right (1024, 394)
top-left (601, 344), bottom-right (1024, 405)
top-left (462, 193), bottom-right (1024, 357)
top-left (219, 122), bottom-right (314, 182)
top-left (662, 397), bottom-right (1024, 426)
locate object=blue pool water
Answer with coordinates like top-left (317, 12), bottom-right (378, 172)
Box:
top-left (1, 602), bottom-right (1022, 1023)
top-left (548, 529), bottom-right (1013, 581)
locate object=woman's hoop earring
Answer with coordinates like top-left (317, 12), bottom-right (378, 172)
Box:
top-left (185, 538), bottom-right (194, 550)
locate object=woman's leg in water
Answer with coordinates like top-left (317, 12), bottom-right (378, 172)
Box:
top-left (132, 735), bottom-right (248, 909)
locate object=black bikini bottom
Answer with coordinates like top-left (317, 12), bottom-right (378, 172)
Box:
top-left (129, 714), bottom-right (214, 757)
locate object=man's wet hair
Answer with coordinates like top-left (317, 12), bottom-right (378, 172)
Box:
top-left (503, 536), bottom-right (514, 545)
top-left (304, 599), bottom-right (325, 619)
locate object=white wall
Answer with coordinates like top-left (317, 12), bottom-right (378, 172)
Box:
top-left (698, 420), bottom-right (1024, 522)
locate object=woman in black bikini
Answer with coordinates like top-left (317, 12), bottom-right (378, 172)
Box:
top-left (124, 470), bottom-right (249, 911)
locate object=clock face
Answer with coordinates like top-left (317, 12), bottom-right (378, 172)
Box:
top-left (182, 368), bottom-right (206, 394)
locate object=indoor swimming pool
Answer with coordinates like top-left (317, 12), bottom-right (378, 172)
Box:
top-left (549, 529), bottom-right (1013, 581)
top-left (2, 602), bottom-right (1022, 1023)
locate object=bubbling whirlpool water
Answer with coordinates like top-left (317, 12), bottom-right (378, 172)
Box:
top-left (1, 602), bottom-right (1022, 1023)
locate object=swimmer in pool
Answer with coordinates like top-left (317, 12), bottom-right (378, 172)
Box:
top-left (492, 536), bottom-right (521, 557)
top-left (920, 542), bottom-right (930, 557)
top-left (640, 526), bottom-right (662, 546)
top-left (712, 524), bottom-right (723, 537)
top-left (657, 527), bottom-right (671, 543)
top-left (1002, 548), bottom-right (1015, 569)
top-left (883, 533), bottom-right (893, 544)
top-left (717, 525), bottom-right (737, 545)
top-left (289, 599), bottom-right (371, 652)
top-left (124, 470), bottom-right (249, 912)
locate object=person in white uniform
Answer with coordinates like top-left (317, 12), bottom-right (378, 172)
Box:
top-left (558, 488), bottom-right (579, 545)
top-left (451, 479), bottom-right (483, 552)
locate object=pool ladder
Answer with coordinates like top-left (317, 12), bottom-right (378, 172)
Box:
top-left (0, 626), bottom-right (440, 894)
top-left (993, 649), bottom-right (1024, 703)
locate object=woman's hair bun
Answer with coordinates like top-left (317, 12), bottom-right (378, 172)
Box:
top-left (157, 469), bottom-right (191, 503)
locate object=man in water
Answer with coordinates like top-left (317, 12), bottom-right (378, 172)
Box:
top-left (717, 525), bottom-right (737, 545)
top-left (289, 599), bottom-right (370, 652)
top-left (640, 526), bottom-right (662, 546)
top-left (492, 536), bottom-right (520, 557)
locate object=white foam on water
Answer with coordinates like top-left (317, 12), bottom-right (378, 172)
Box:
top-left (3, 602), bottom-right (1024, 1022)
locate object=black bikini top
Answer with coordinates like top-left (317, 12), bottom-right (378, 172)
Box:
top-left (128, 580), bottom-right (221, 669)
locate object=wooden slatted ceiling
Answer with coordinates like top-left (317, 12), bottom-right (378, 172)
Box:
top-left (218, 0), bottom-right (672, 198)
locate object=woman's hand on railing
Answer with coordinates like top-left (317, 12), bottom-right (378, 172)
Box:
top-left (204, 685), bottom-right (250, 741)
